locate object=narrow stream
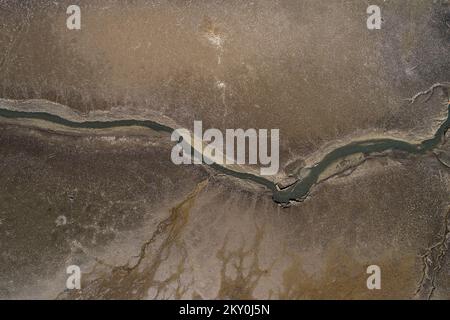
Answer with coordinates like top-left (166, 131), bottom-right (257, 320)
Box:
top-left (1, 103), bottom-right (448, 205)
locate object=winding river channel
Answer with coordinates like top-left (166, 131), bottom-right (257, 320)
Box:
top-left (0, 102), bottom-right (448, 205)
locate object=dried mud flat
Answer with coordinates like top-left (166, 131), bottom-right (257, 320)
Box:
top-left (0, 0), bottom-right (449, 299)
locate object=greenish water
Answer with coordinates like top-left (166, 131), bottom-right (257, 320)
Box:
top-left (1, 104), bottom-right (448, 205)
top-left (273, 104), bottom-right (449, 204)
top-left (0, 108), bottom-right (276, 192)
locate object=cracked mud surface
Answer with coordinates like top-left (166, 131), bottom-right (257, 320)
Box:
top-left (0, 0), bottom-right (449, 299)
